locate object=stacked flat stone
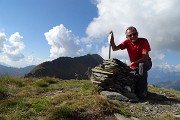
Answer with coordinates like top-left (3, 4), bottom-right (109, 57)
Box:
top-left (90, 58), bottom-right (137, 99)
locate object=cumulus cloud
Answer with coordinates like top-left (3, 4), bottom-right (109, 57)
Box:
top-left (0, 32), bottom-right (25, 61)
top-left (86, 0), bottom-right (180, 61)
top-left (0, 32), bottom-right (46, 67)
top-left (44, 24), bottom-right (83, 59)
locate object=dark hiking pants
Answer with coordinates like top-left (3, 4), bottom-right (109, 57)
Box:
top-left (135, 60), bottom-right (152, 99)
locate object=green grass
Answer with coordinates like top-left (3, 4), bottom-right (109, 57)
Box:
top-left (45, 105), bottom-right (79, 120)
top-left (0, 76), bottom-right (112, 119)
top-left (0, 76), bottom-right (180, 120)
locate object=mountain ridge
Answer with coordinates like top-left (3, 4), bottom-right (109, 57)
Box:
top-left (0, 64), bottom-right (35, 76)
top-left (148, 67), bottom-right (180, 84)
top-left (155, 80), bottom-right (180, 91)
top-left (25, 54), bottom-right (104, 79)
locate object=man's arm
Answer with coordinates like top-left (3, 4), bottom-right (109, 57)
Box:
top-left (128, 50), bottom-right (149, 67)
top-left (109, 31), bottom-right (121, 51)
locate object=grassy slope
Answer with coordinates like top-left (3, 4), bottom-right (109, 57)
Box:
top-left (0, 76), bottom-right (180, 120)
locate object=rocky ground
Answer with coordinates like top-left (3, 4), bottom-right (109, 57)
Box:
top-left (113, 87), bottom-right (180, 120)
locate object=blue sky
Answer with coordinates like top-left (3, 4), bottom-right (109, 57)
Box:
top-left (0, 0), bottom-right (180, 72)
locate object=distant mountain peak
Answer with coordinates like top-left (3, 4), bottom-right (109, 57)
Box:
top-left (0, 64), bottom-right (35, 76)
top-left (25, 54), bottom-right (104, 79)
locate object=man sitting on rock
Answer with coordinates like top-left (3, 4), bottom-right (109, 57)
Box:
top-left (109, 26), bottom-right (152, 99)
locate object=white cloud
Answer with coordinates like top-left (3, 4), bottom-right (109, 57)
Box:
top-left (86, 44), bottom-right (92, 49)
top-left (157, 62), bottom-right (180, 72)
top-left (44, 24), bottom-right (83, 59)
top-left (86, 0), bottom-right (180, 63)
top-left (0, 32), bottom-right (48, 67)
top-left (25, 55), bottom-right (45, 66)
top-left (0, 32), bottom-right (25, 61)
top-left (174, 64), bottom-right (180, 72)
top-left (0, 55), bottom-right (45, 68)
top-left (0, 33), bottom-right (6, 52)
top-left (150, 51), bottom-right (165, 61)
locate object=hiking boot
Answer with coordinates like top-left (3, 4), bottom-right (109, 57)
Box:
top-left (137, 91), bottom-right (147, 100)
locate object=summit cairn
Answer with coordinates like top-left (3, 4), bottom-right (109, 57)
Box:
top-left (90, 58), bottom-right (137, 101)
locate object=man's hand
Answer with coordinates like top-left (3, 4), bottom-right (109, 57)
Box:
top-left (128, 62), bottom-right (135, 67)
top-left (108, 31), bottom-right (114, 44)
top-left (108, 31), bottom-right (119, 51)
top-left (109, 30), bottom-right (113, 35)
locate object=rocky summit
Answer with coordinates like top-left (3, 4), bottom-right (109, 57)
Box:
top-left (90, 58), bottom-right (138, 101)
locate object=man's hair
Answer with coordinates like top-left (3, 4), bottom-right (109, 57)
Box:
top-left (125, 26), bottom-right (137, 34)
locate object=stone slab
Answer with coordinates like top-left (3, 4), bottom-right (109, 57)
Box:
top-left (100, 91), bottom-right (129, 101)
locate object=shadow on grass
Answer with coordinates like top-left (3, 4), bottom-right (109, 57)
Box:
top-left (140, 91), bottom-right (180, 105)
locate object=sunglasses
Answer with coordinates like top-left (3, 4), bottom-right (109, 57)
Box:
top-left (127, 33), bottom-right (137, 37)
